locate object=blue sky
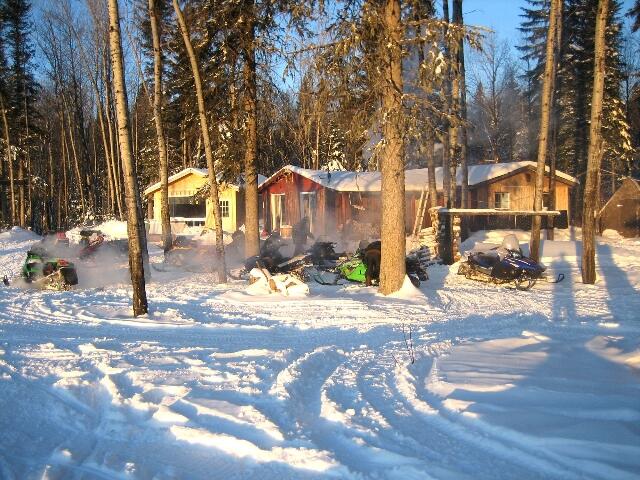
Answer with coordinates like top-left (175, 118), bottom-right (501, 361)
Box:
top-left (460, 0), bottom-right (638, 49)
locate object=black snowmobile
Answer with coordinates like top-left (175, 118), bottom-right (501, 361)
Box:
top-left (19, 247), bottom-right (79, 290)
top-left (242, 232), bottom-right (310, 276)
top-left (457, 234), bottom-right (563, 290)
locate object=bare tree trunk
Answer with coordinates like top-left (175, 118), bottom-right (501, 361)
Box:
top-left (46, 140), bottom-right (54, 231)
top-left (242, 3), bottom-right (260, 259)
top-left (18, 157), bottom-right (25, 228)
top-left (426, 133), bottom-right (437, 206)
top-left (0, 95), bottom-right (16, 225)
top-left (547, 95), bottom-right (560, 240)
top-left (530, 0), bottom-right (562, 261)
top-left (148, 0), bottom-right (172, 254)
top-left (181, 121), bottom-right (187, 169)
top-left (453, 0), bottom-right (469, 210)
top-left (173, 0), bottom-right (227, 283)
top-left (441, 0), bottom-right (452, 208)
top-left (582, 0), bottom-right (609, 284)
top-left (98, 99), bottom-right (116, 215)
top-left (62, 96), bottom-right (87, 216)
top-left (103, 53), bottom-right (124, 219)
top-left (379, 0), bottom-right (406, 295)
top-left (108, 0), bottom-right (149, 316)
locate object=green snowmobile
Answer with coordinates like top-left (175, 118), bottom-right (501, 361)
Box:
top-left (337, 257), bottom-right (368, 283)
top-left (21, 247), bottom-right (79, 290)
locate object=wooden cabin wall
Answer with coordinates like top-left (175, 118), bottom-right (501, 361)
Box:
top-left (599, 179), bottom-right (640, 237)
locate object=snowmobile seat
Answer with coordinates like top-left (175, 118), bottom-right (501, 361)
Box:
top-left (473, 251), bottom-right (501, 269)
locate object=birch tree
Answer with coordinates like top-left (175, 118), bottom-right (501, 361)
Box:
top-left (453, 0), bottom-right (469, 209)
top-left (148, 0), bottom-right (172, 253)
top-left (172, 0), bottom-right (227, 283)
top-left (530, 0), bottom-right (562, 262)
top-left (582, 0), bottom-right (609, 284)
top-left (108, 0), bottom-right (149, 316)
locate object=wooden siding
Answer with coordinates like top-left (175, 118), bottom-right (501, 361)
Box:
top-left (480, 171), bottom-right (570, 211)
top-left (599, 178), bottom-right (640, 237)
top-left (259, 167), bottom-right (576, 236)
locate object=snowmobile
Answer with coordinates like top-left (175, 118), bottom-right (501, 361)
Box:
top-left (39, 231), bottom-right (70, 250)
top-left (243, 232), bottom-right (310, 277)
top-left (78, 229), bottom-right (128, 260)
top-left (78, 230), bottom-right (105, 259)
top-left (457, 234), bottom-right (563, 291)
top-left (314, 241), bottom-right (428, 287)
top-left (20, 247), bottom-right (79, 290)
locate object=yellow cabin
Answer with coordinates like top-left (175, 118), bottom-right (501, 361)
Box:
top-left (144, 168), bottom-right (243, 236)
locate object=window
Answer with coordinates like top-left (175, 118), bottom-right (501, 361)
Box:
top-left (219, 200), bottom-right (230, 218)
top-left (494, 192), bottom-right (510, 210)
top-left (169, 196), bottom-right (205, 218)
top-left (542, 192), bottom-right (551, 209)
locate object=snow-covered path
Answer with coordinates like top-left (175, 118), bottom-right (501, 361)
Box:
top-left (0, 227), bottom-right (639, 479)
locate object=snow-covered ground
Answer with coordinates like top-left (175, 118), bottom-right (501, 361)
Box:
top-left (0, 224), bottom-right (638, 480)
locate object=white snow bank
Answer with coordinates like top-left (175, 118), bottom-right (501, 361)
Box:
top-left (0, 226), bottom-right (41, 243)
top-left (601, 229), bottom-right (624, 240)
top-left (67, 220), bottom-right (129, 242)
top-left (244, 268), bottom-right (310, 297)
top-left (587, 336), bottom-right (640, 371)
top-left (383, 275), bottom-right (425, 301)
top-left (0, 227), bottom-right (42, 278)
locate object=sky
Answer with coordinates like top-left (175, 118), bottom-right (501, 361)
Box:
top-left (460, 0), bottom-right (638, 50)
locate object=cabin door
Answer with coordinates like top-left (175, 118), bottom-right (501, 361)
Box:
top-left (300, 192), bottom-right (317, 233)
top-left (270, 193), bottom-right (285, 232)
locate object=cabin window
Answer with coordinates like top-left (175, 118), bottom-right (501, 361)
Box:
top-left (542, 192), bottom-right (551, 209)
top-left (300, 192), bottom-right (317, 231)
top-left (219, 200), bottom-right (230, 218)
top-left (270, 194), bottom-right (286, 231)
top-left (169, 196), bottom-right (206, 218)
top-left (494, 192), bottom-right (510, 210)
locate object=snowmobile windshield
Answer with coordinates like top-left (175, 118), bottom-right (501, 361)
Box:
top-left (501, 235), bottom-right (521, 252)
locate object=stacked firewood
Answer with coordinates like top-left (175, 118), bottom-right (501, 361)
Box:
top-left (426, 208), bottom-right (462, 263)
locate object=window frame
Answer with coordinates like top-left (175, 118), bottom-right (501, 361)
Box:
top-left (219, 199), bottom-right (230, 218)
top-left (494, 192), bottom-right (511, 210)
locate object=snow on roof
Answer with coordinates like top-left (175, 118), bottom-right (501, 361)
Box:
top-left (144, 168), bottom-right (242, 196)
top-left (260, 161), bottom-right (577, 193)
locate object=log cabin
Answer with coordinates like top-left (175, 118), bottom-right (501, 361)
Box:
top-left (258, 162), bottom-right (578, 238)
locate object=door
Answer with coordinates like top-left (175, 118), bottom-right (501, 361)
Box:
top-left (270, 193), bottom-right (285, 232)
top-left (300, 192), bottom-right (317, 232)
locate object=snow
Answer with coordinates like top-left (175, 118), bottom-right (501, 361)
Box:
top-left (67, 219), bottom-right (130, 242)
top-left (261, 161), bottom-right (578, 193)
top-left (0, 225), bottom-right (639, 479)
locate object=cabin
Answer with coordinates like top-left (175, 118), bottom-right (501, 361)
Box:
top-left (144, 168), bottom-right (243, 235)
top-left (598, 178), bottom-right (640, 237)
top-left (257, 161), bottom-right (578, 238)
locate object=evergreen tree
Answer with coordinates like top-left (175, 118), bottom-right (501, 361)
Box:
top-left (3, 0), bottom-right (38, 228)
top-left (520, 0), bottom-right (632, 222)
top-left (629, 0), bottom-right (640, 31)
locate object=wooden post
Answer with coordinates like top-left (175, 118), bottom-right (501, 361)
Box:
top-left (440, 212), bottom-right (454, 265)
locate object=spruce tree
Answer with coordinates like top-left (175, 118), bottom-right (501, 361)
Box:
top-left (629, 0), bottom-right (640, 31)
top-left (3, 0), bottom-right (38, 228)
